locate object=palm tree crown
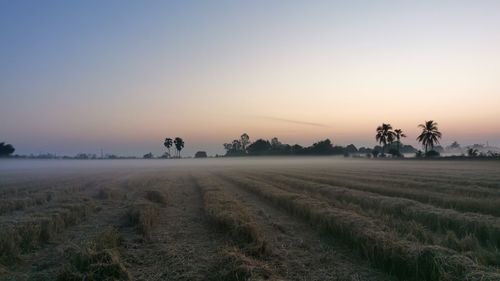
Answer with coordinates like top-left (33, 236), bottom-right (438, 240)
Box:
top-left (164, 138), bottom-right (173, 157)
top-left (375, 123), bottom-right (396, 155)
top-left (394, 129), bottom-right (406, 142)
top-left (416, 120), bottom-right (442, 153)
top-left (174, 137), bottom-right (185, 158)
top-left (394, 129), bottom-right (406, 154)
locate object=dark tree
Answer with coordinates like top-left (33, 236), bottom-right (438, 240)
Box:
top-left (308, 139), bottom-right (335, 155)
top-left (269, 137), bottom-right (285, 154)
top-left (223, 139), bottom-right (246, 156)
top-left (375, 124), bottom-right (396, 156)
top-left (195, 151), bottom-right (208, 158)
top-left (394, 129), bottom-right (406, 155)
top-left (448, 141), bottom-right (461, 149)
top-left (174, 137), bottom-right (185, 158)
top-left (163, 138), bottom-right (173, 158)
top-left (247, 139), bottom-right (271, 155)
top-left (143, 152), bottom-right (154, 159)
top-left (416, 120), bottom-right (442, 154)
top-left (0, 142), bottom-right (15, 157)
top-left (291, 144), bottom-right (303, 154)
top-left (467, 148), bottom-right (479, 157)
top-left (240, 133), bottom-right (250, 153)
top-left (270, 137), bottom-right (281, 148)
top-left (345, 144), bottom-right (358, 154)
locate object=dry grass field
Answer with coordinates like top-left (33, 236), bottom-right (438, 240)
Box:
top-left (0, 158), bottom-right (499, 281)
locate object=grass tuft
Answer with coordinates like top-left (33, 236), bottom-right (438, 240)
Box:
top-left (144, 190), bottom-right (168, 204)
top-left (126, 202), bottom-right (160, 237)
top-left (208, 247), bottom-right (274, 281)
top-left (57, 227), bottom-right (130, 281)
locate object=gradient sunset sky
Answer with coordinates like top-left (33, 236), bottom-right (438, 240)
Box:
top-left (1, 1), bottom-right (500, 156)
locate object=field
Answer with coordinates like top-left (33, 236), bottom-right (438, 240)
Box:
top-left (0, 158), bottom-right (500, 281)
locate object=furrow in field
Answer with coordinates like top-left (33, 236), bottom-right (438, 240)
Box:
top-left (0, 174), bottom-right (137, 279)
top-left (273, 162), bottom-right (500, 191)
top-left (192, 173), bottom-right (283, 280)
top-left (0, 173), bottom-right (114, 197)
top-left (311, 166), bottom-right (500, 190)
top-left (0, 200), bottom-right (98, 267)
top-left (242, 172), bottom-right (500, 267)
top-left (280, 171), bottom-right (500, 217)
top-left (0, 175), bottom-right (124, 216)
top-left (194, 173), bottom-right (269, 253)
top-left (217, 173), bottom-right (500, 281)
top-left (251, 172), bottom-right (500, 247)
top-left (241, 173), bottom-right (438, 245)
top-left (289, 169), bottom-right (500, 198)
top-left (122, 175), bottom-right (228, 281)
top-left (0, 202), bottom-right (122, 280)
top-left (209, 173), bottom-right (395, 281)
top-left (7, 173), bottom-right (175, 281)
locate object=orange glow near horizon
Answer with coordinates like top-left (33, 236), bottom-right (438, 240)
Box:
top-left (2, 1), bottom-right (500, 155)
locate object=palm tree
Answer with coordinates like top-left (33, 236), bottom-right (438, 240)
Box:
top-left (375, 123), bottom-right (396, 156)
top-left (394, 129), bottom-right (407, 154)
top-left (174, 137), bottom-right (184, 158)
top-left (416, 120), bottom-right (442, 154)
top-left (163, 138), bottom-right (173, 158)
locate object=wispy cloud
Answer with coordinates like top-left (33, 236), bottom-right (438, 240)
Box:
top-left (257, 116), bottom-right (328, 128)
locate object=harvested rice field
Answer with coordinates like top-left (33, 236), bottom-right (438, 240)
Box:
top-left (0, 158), bottom-right (499, 281)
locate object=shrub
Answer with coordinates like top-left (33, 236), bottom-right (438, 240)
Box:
top-left (426, 150), bottom-right (440, 157)
top-left (126, 203), bottom-right (160, 237)
top-left (195, 151), bottom-right (208, 158)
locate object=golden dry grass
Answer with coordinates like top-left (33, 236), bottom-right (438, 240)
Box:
top-left (1, 159), bottom-right (500, 281)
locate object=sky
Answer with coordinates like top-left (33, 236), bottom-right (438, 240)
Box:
top-left (1, 0), bottom-right (500, 157)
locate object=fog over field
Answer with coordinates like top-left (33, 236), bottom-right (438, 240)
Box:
top-left (3, 156), bottom-right (499, 173)
top-left (2, 2), bottom-right (500, 280)
top-left (1, 158), bottom-right (500, 280)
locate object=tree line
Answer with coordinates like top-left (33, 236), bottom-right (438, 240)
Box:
top-left (375, 120), bottom-right (442, 157)
top-left (223, 134), bottom-right (351, 156)
top-left (223, 120), bottom-right (444, 158)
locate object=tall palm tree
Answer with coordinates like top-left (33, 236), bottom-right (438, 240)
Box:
top-left (174, 137), bottom-right (184, 158)
top-left (163, 138), bottom-right (173, 158)
top-left (416, 120), bottom-right (442, 154)
top-left (394, 129), bottom-right (407, 154)
top-left (375, 123), bottom-right (396, 156)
